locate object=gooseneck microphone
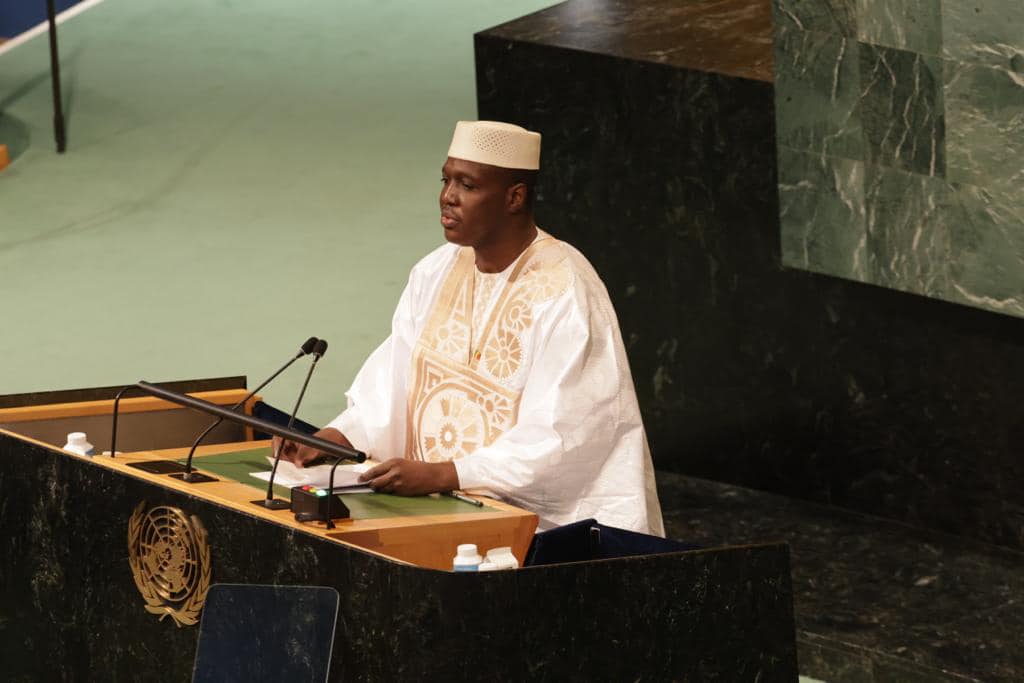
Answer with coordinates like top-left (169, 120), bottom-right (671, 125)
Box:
top-left (254, 338), bottom-right (329, 509)
top-left (171, 337), bottom-right (319, 484)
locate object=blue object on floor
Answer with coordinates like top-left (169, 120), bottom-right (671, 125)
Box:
top-left (1, 0), bottom-right (82, 37)
top-left (525, 518), bottom-right (701, 566)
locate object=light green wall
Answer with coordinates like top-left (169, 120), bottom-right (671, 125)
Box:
top-left (0, 0), bottom-right (553, 426)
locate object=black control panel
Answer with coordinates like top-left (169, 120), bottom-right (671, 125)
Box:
top-left (291, 485), bottom-right (350, 523)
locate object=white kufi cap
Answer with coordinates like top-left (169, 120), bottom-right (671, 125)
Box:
top-left (447, 120), bottom-right (541, 170)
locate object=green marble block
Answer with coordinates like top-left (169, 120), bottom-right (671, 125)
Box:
top-left (856, 0), bottom-right (940, 54)
top-left (864, 165), bottom-right (949, 296)
top-left (773, 26), bottom-right (862, 159)
top-left (941, 2), bottom-right (1024, 67)
top-left (944, 59), bottom-right (1024, 191)
top-left (773, 0), bottom-right (1024, 319)
top-left (859, 44), bottom-right (945, 176)
top-left (773, 0), bottom-right (857, 36)
top-left (778, 148), bottom-right (868, 282)
top-left (945, 184), bottom-right (1024, 314)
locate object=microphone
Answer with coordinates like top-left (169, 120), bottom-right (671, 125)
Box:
top-left (254, 338), bottom-right (328, 509)
top-left (170, 337), bottom-right (319, 484)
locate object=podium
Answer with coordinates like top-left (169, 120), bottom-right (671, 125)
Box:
top-left (0, 381), bottom-right (798, 680)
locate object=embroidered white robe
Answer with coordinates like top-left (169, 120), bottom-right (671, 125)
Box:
top-left (328, 232), bottom-right (664, 536)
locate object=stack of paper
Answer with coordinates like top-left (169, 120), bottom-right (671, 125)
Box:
top-left (250, 457), bottom-right (374, 492)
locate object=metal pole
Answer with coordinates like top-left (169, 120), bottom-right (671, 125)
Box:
top-left (45, 0), bottom-right (67, 153)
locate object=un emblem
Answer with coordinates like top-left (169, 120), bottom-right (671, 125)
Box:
top-left (128, 502), bottom-right (212, 627)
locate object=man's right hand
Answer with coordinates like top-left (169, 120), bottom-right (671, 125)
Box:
top-left (272, 427), bottom-right (353, 468)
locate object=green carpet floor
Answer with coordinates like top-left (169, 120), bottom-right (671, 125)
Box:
top-left (0, 0), bottom-right (551, 425)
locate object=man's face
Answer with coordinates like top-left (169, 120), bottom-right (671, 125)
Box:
top-left (439, 157), bottom-right (510, 248)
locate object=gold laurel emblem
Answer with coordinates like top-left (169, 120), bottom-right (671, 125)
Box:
top-left (128, 502), bottom-right (211, 627)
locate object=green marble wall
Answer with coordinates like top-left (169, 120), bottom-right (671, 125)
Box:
top-left (773, 0), bottom-right (1024, 317)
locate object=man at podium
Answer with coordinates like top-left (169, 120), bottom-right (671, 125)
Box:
top-left (277, 121), bottom-right (664, 536)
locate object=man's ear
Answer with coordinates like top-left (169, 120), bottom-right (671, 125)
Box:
top-left (506, 182), bottom-right (528, 214)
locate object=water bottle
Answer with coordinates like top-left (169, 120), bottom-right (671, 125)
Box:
top-left (483, 546), bottom-right (519, 570)
top-left (63, 432), bottom-right (94, 457)
top-left (452, 544), bottom-right (483, 572)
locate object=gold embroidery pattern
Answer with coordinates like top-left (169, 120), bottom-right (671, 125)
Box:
top-left (483, 329), bottom-right (523, 381)
top-left (501, 295), bottom-right (532, 333)
top-left (474, 391), bottom-right (514, 430)
top-left (424, 249), bottom-right (475, 364)
top-left (407, 236), bottom-right (572, 462)
top-left (432, 321), bottom-right (468, 358)
top-left (409, 349), bottom-right (518, 461)
top-left (518, 261), bottom-right (573, 303)
top-left (419, 388), bottom-right (485, 461)
top-left (476, 254), bottom-right (572, 385)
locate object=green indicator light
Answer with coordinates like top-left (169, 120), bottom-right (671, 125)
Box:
top-left (317, 490), bottom-right (327, 497)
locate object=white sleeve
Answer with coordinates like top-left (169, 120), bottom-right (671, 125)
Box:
top-left (452, 286), bottom-right (662, 535)
top-left (326, 278), bottom-right (418, 460)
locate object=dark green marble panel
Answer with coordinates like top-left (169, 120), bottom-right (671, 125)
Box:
top-left (477, 0), bottom-right (1024, 567)
top-left (773, 0), bottom-right (856, 36)
top-left (855, 0), bottom-right (941, 55)
top-left (773, 0), bottom-right (1024, 320)
top-left (661, 474), bottom-right (1024, 682)
top-left (944, 59), bottom-right (1024, 192)
top-left (945, 184), bottom-right (1024, 317)
top-left (773, 25), bottom-right (862, 159)
top-left (863, 165), bottom-right (950, 296)
top-left (859, 43), bottom-right (945, 176)
top-left (779, 147), bottom-right (867, 282)
top-left (941, 2), bottom-right (1024, 68)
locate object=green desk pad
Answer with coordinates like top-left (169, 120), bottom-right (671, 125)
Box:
top-left (185, 447), bottom-right (491, 519)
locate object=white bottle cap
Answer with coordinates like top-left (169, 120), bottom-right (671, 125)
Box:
top-left (456, 544), bottom-right (482, 561)
top-left (64, 432), bottom-right (94, 457)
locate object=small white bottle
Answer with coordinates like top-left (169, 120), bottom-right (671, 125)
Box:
top-left (452, 543), bottom-right (483, 572)
top-left (483, 546), bottom-right (520, 570)
top-left (63, 432), bottom-right (94, 457)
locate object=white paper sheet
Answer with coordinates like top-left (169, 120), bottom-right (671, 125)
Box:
top-left (249, 457), bottom-right (373, 492)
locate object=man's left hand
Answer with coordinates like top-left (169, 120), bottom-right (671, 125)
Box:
top-left (358, 458), bottom-right (458, 496)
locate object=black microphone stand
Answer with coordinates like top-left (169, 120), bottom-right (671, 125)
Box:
top-left (254, 339), bottom-right (328, 510)
top-left (110, 338), bottom-right (318, 475)
top-left (173, 338), bottom-right (318, 483)
top-left (324, 455), bottom-right (352, 529)
top-left (124, 380), bottom-right (364, 461)
top-left (109, 384), bottom-right (137, 459)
